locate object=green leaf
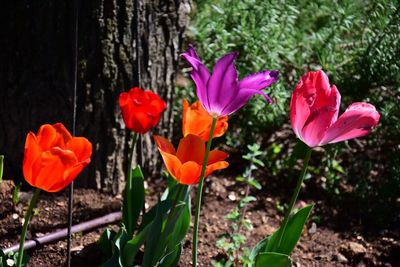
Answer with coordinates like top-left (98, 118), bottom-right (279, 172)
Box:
top-left (12, 183), bottom-right (21, 206)
top-left (100, 229), bottom-right (128, 267)
top-left (158, 245), bottom-right (182, 267)
top-left (255, 252), bottom-right (292, 267)
top-left (239, 196), bottom-right (257, 208)
top-left (249, 237), bottom-right (269, 262)
top-left (166, 188), bottom-right (191, 250)
top-left (0, 249), bottom-right (5, 267)
top-left (138, 199), bottom-right (172, 232)
top-left (122, 223), bottom-right (151, 267)
top-left (123, 166), bottom-right (145, 237)
top-left (142, 200), bottom-right (164, 267)
top-left (97, 229), bottom-right (116, 260)
top-left (266, 205), bottom-right (314, 255)
top-left (248, 178), bottom-right (262, 190)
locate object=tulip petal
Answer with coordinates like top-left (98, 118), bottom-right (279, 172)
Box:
top-left (33, 151), bottom-right (70, 192)
top-left (148, 94), bottom-right (167, 115)
top-left (23, 132), bottom-right (42, 183)
top-left (300, 85), bottom-right (340, 147)
top-left (182, 47), bottom-right (211, 111)
top-left (160, 153), bottom-right (182, 181)
top-left (154, 135), bottom-right (176, 155)
top-left (37, 124), bottom-right (58, 150)
top-left (205, 161), bottom-right (229, 178)
top-left (207, 150), bottom-right (229, 164)
top-left (183, 99), bottom-right (228, 140)
top-left (178, 161), bottom-right (201, 185)
top-left (290, 77), bottom-right (310, 139)
top-left (220, 88), bottom-right (273, 116)
top-left (47, 162), bottom-right (89, 192)
top-left (53, 123), bottom-right (73, 145)
top-left (119, 92), bottom-right (135, 129)
top-left (66, 137), bottom-right (92, 163)
top-left (321, 102), bottom-right (380, 145)
top-left (176, 134), bottom-right (205, 164)
top-left (206, 52), bottom-right (239, 115)
top-left (239, 70), bottom-right (279, 91)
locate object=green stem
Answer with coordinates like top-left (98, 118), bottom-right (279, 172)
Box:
top-left (192, 117), bottom-right (217, 267)
top-left (276, 147), bottom-right (312, 249)
top-left (126, 132), bottom-right (138, 236)
top-left (16, 188), bottom-right (41, 267)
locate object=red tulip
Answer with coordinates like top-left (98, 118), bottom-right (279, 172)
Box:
top-left (290, 70), bottom-right (380, 147)
top-left (119, 87), bottom-right (167, 134)
top-left (23, 123), bottom-right (92, 192)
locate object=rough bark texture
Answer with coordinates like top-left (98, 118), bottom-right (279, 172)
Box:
top-left (0, 0), bottom-right (191, 194)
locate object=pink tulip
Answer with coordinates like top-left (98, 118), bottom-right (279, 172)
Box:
top-left (290, 70), bottom-right (380, 148)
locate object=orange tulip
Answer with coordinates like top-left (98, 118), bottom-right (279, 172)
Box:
top-left (154, 134), bottom-right (229, 185)
top-left (182, 99), bottom-right (228, 141)
top-left (23, 123), bottom-right (92, 192)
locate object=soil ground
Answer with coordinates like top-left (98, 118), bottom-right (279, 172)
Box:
top-left (0, 176), bottom-right (398, 267)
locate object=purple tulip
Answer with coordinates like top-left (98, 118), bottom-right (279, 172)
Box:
top-left (182, 45), bottom-right (279, 117)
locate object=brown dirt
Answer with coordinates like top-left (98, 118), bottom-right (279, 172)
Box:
top-left (0, 177), bottom-right (398, 267)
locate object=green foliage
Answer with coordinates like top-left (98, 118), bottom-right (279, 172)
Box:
top-left (0, 250), bottom-right (29, 267)
top-left (191, 0), bottom-right (397, 142)
top-left (249, 205), bottom-right (313, 267)
top-left (98, 174), bottom-right (190, 267)
top-left (190, 0), bottom-right (400, 227)
top-left (215, 144), bottom-right (264, 266)
top-left (12, 183), bottom-right (22, 206)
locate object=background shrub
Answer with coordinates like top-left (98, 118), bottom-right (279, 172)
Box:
top-left (179, 0), bottom-right (400, 227)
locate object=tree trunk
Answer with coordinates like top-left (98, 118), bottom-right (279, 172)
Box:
top-left (0, 0), bottom-right (191, 194)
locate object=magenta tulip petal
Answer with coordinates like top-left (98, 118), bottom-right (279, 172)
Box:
top-left (221, 89), bottom-right (273, 116)
top-left (206, 52), bottom-right (239, 115)
top-left (239, 70), bottom-right (279, 91)
top-left (182, 45), bottom-right (278, 117)
top-left (186, 44), bottom-right (201, 60)
top-left (321, 102), bottom-right (380, 145)
top-left (182, 51), bottom-right (211, 111)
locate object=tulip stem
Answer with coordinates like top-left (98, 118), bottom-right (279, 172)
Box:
top-left (16, 188), bottom-right (41, 267)
top-left (276, 146), bottom-right (312, 250)
top-left (192, 117), bottom-right (217, 267)
top-left (126, 132), bottom-right (138, 237)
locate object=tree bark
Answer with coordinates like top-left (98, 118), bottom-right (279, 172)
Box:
top-left (0, 0), bottom-right (191, 194)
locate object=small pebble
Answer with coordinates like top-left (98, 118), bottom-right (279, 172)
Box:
top-left (336, 253), bottom-right (348, 263)
top-left (308, 222), bottom-right (317, 234)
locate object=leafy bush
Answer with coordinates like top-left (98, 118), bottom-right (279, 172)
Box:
top-left (185, 0), bottom-right (400, 227)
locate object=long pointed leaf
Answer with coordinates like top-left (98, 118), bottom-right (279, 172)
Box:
top-left (255, 252), bottom-right (292, 267)
top-left (142, 200), bottom-right (164, 267)
top-left (122, 223), bottom-right (152, 267)
top-left (159, 245), bottom-right (182, 267)
top-left (263, 205), bottom-right (313, 255)
top-left (123, 166), bottom-right (145, 237)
